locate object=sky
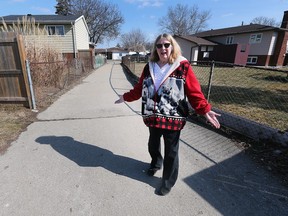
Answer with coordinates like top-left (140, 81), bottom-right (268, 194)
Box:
top-left (1, 0), bottom-right (288, 48)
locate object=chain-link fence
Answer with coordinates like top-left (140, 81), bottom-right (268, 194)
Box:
top-left (95, 55), bottom-right (107, 69)
top-left (122, 55), bottom-right (136, 74)
top-left (121, 58), bottom-right (288, 145)
top-left (192, 61), bottom-right (287, 132)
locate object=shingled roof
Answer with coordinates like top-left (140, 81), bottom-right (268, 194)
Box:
top-left (1, 14), bottom-right (81, 24)
top-left (174, 35), bottom-right (217, 46)
top-left (192, 24), bottom-right (282, 38)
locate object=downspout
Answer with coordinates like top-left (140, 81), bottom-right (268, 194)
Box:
top-left (71, 21), bottom-right (77, 58)
top-left (25, 60), bottom-right (37, 112)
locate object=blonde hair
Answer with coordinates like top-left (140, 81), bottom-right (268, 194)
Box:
top-left (150, 33), bottom-right (182, 64)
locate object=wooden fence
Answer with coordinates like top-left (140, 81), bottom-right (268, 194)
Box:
top-left (0, 32), bottom-right (32, 108)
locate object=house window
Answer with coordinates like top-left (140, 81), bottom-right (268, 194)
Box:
top-left (247, 56), bottom-right (258, 64)
top-left (47, 25), bottom-right (65, 36)
top-left (249, 33), bottom-right (262, 44)
top-left (203, 52), bottom-right (209, 58)
top-left (226, 36), bottom-right (234, 44)
top-left (207, 46), bottom-right (214, 51)
top-left (201, 46), bottom-right (206, 51)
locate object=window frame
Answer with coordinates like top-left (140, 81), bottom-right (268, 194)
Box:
top-left (46, 25), bottom-right (65, 36)
top-left (249, 33), bottom-right (262, 44)
top-left (226, 36), bottom-right (234, 44)
top-left (200, 46), bottom-right (206, 52)
top-left (247, 56), bottom-right (258, 64)
top-left (240, 44), bottom-right (246, 52)
top-left (207, 46), bottom-right (214, 51)
top-left (203, 52), bottom-right (209, 58)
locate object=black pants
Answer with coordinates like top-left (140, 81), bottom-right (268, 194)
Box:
top-left (148, 127), bottom-right (181, 190)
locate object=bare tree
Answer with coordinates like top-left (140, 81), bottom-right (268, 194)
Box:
top-left (120, 29), bottom-right (148, 52)
top-left (144, 41), bottom-right (154, 53)
top-left (68, 0), bottom-right (124, 44)
top-left (251, 16), bottom-right (280, 27)
top-left (158, 4), bottom-right (211, 36)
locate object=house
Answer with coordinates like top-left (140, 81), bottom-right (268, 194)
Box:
top-left (95, 47), bottom-right (129, 60)
top-left (175, 11), bottom-right (288, 67)
top-left (174, 35), bottom-right (217, 64)
top-left (0, 14), bottom-right (92, 66)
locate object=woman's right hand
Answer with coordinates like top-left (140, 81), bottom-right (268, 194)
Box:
top-left (204, 110), bottom-right (221, 129)
top-left (114, 95), bottom-right (124, 104)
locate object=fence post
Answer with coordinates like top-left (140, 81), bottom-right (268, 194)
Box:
top-left (25, 60), bottom-right (37, 111)
top-left (17, 34), bottom-right (32, 108)
top-left (207, 60), bottom-right (215, 102)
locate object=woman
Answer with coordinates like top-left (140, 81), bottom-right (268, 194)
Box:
top-left (115, 33), bottom-right (220, 196)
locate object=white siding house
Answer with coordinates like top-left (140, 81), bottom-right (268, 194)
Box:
top-left (174, 35), bottom-right (217, 62)
top-left (74, 16), bottom-right (90, 51)
top-left (1, 14), bottom-right (90, 59)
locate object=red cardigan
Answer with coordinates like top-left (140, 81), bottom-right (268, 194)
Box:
top-left (123, 57), bottom-right (211, 130)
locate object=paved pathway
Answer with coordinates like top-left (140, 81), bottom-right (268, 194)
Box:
top-left (0, 61), bottom-right (287, 216)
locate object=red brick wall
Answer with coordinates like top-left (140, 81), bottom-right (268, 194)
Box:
top-left (269, 11), bottom-right (288, 66)
top-left (269, 31), bottom-right (288, 66)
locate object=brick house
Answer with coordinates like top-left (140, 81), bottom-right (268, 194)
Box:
top-left (175, 11), bottom-right (288, 67)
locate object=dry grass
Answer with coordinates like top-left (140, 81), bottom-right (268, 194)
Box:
top-left (0, 105), bottom-right (36, 154)
top-left (1, 16), bottom-right (46, 34)
top-left (193, 65), bottom-right (287, 131)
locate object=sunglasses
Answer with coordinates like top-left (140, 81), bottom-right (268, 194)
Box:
top-left (156, 43), bottom-right (171, 49)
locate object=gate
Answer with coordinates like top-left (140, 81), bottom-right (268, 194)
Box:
top-left (0, 32), bottom-right (32, 108)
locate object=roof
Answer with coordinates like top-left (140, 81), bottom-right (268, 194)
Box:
top-left (192, 24), bottom-right (282, 38)
top-left (1, 14), bottom-right (81, 24)
top-left (108, 47), bottom-right (128, 52)
top-left (95, 47), bottom-right (129, 53)
top-left (174, 35), bottom-right (217, 46)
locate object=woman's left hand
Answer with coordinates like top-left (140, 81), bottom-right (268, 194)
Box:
top-left (204, 111), bottom-right (221, 129)
top-left (115, 95), bottom-right (124, 104)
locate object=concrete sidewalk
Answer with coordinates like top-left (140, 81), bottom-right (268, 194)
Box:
top-left (0, 61), bottom-right (287, 216)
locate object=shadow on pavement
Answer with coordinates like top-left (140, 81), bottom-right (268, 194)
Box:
top-left (183, 153), bottom-right (288, 216)
top-left (35, 136), bottom-right (160, 189)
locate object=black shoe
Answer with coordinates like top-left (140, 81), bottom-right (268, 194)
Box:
top-left (156, 187), bottom-right (171, 196)
top-left (147, 168), bottom-right (159, 176)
